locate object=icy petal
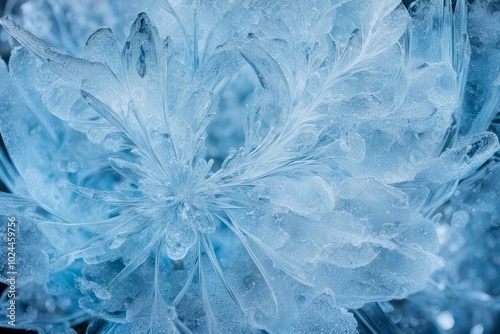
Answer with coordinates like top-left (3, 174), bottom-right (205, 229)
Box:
top-left (164, 215), bottom-right (197, 260)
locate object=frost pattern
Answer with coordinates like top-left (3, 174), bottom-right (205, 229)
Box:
top-left (0, 0), bottom-right (499, 333)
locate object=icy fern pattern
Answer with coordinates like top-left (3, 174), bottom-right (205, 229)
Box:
top-left (0, 0), bottom-right (499, 333)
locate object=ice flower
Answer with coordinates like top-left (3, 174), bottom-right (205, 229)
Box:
top-left (0, 0), bottom-right (498, 333)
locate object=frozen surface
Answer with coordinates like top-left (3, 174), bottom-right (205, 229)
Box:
top-left (0, 0), bottom-right (498, 333)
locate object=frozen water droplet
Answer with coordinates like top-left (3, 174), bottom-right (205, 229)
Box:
top-left (451, 210), bottom-right (469, 228)
top-left (436, 311), bottom-right (454, 330)
top-left (470, 324), bottom-right (484, 334)
top-left (110, 235), bottom-right (127, 249)
top-left (95, 286), bottom-right (112, 300)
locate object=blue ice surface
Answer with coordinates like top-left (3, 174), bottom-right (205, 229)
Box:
top-left (0, 0), bottom-right (499, 333)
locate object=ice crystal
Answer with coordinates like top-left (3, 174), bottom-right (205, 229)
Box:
top-left (0, 0), bottom-right (499, 333)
